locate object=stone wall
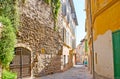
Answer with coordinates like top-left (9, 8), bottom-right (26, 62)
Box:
top-left (17, 0), bottom-right (63, 77)
top-left (36, 54), bottom-right (61, 76)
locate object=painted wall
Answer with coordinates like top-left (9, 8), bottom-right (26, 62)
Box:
top-left (63, 46), bottom-right (69, 56)
top-left (92, 1), bottom-right (120, 78)
top-left (87, 44), bottom-right (92, 73)
top-left (62, 46), bottom-right (69, 65)
top-left (93, 1), bottom-right (120, 40)
top-left (72, 55), bottom-right (76, 65)
top-left (94, 30), bottom-right (114, 79)
top-left (85, 0), bottom-right (120, 79)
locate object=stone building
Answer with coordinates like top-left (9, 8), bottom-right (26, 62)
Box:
top-left (75, 44), bottom-right (81, 64)
top-left (60, 0), bottom-right (78, 71)
top-left (10, 0), bottom-right (63, 79)
top-left (8, 0), bottom-right (78, 79)
top-left (75, 43), bottom-right (85, 64)
top-left (79, 38), bottom-right (88, 65)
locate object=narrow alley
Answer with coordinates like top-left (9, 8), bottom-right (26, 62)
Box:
top-left (35, 65), bottom-right (93, 79)
top-left (1, 0), bottom-right (120, 79)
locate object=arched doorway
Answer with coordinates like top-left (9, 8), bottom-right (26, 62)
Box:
top-left (10, 47), bottom-right (31, 78)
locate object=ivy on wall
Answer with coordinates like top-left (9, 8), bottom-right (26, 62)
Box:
top-left (0, 0), bottom-right (19, 31)
top-left (0, 0), bottom-right (19, 79)
top-left (22, 0), bottom-right (26, 4)
top-left (44, 0), bottom-right (61, 31)
top-left (44, 0), bottom-right (51, 4)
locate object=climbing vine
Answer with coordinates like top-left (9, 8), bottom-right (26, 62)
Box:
top-left (44, 0), bottom-right (51, 4)
top-left (0, 0), bottom-right (19, 31)
top-left (0, 0), bottom-right (19, 78)
top-left (44, 0), bottom-right (61, 31)
top-left (22, 0), bottom-right (26, 4)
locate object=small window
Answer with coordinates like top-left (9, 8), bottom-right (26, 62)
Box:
top-left (95, 53), bottom-right (97, 64)
top-left (62, 4), bottom-right (66, 16)
top-left (64, 55), bottom-right (66, 65)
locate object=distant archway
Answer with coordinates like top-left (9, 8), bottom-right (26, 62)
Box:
top-left (10, 47), bottom-right (31, 78)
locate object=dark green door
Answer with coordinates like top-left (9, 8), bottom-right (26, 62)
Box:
top-left (112, 30), bottom-right (120, 79)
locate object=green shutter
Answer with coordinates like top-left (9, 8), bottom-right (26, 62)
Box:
top-left (112, 30), bottom-right (120, 79)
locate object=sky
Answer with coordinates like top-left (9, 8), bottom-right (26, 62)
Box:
top-left (73, 0), bottom-right (86, 46)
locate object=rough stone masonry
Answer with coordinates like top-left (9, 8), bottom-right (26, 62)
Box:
top-left (17, 0), bottom-right (63, 77)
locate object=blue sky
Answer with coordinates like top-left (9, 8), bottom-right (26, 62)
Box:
top-left (73, 0), bottom-right (86, 46)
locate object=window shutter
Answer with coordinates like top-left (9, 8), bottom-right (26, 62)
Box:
top-left (62, 4), bottom-right (66, 16)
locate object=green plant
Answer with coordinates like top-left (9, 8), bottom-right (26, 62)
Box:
top-left (44, 0), bottom-right (61, 31)
top-left (44, 0), bottom-right (51, 4)
top-left (22, 0), bottom-right (26, 4)
top-left (0, 0), bottom-right (19, 78)
top-left (53, 25), bottom-right (58, 31)
top-left (0, 0), bottom-right (19, 31)
top-left (0, 17), bottom-right (16, 68)
top-left (2, 69), bottom-right (17, 79)
top-left (0, 0), bottom-right (18, 67)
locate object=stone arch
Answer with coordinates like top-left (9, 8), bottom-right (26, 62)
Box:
top-left (15, 43), bottom-right (32, 52)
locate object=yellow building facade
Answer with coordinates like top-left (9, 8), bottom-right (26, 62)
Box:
top-left (86, 0), bottom-right (120, 79)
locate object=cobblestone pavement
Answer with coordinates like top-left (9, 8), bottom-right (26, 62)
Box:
top-left (35, 65), bottom-right (93, 79)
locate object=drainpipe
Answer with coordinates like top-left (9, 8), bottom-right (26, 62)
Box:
top-left (88, 0), bottom-right (95, 79)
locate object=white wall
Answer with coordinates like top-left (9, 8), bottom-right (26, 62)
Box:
top-left (94, 30), bottom-right (114, 79)
top-left (62, 46), bottom-right (69, 64)
top-left (63, 46), bottom-right (69, 56)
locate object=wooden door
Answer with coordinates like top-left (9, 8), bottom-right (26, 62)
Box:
top-left (10, 47), bottom-right (31, 78)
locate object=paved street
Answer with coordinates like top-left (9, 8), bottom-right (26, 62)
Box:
top-left (35, 65), bottom-right (93, 79)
